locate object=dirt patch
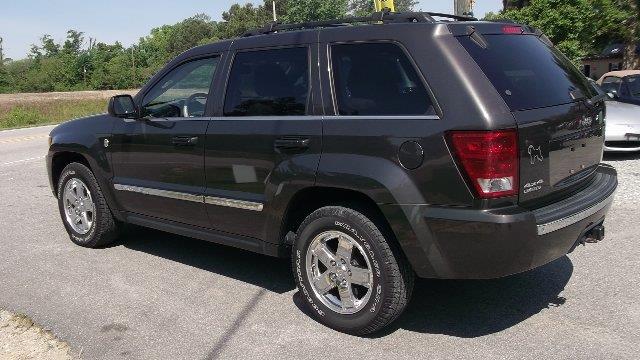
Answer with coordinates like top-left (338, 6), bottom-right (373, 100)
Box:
top-left (0, 90), bottom-right (139, 105)
top-left (0, 310), bottom-right (77, 360)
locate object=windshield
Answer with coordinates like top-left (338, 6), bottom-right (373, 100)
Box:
top-left (627, 75), bottom-right (640, 98)
top-left (457, 35), bottom-right (596, 111)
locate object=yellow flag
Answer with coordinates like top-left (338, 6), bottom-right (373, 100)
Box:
top-left (374, 0), bottom-right (395, 12)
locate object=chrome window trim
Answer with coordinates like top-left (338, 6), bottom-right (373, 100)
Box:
top-left (113, 184), bottom-right (264, 211)
top-left (322, 115), bottom-right (440, 120)
top-left (537, 192), bottom-right (615, 235)
top-left (204, 196), bottom-right (264, 212)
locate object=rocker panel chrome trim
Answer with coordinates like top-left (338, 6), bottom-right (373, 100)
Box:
top-left (204, 196), bottom-right (264, 212)
top-left (113, 184), bottom-right (264, 211)
top-left (113, 184), bottom-right (203, 203)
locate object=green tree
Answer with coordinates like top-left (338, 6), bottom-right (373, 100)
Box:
top-left (215, 3), bottom-right (271, 39)
top-left (282, 0), bottom-right (349, 23)
top-left (349, 0), bottom-right (419, 17)
top-left (62, 30), bottom-right (84, 55)
top-left (617, 0), bottom-right (639, 69)
top-left (487, 0), bottom-right (631, 63)
top-left (137, 13), bottom-right (217, 77)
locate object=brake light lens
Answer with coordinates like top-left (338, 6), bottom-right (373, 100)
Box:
top-left (502, 25), bottom-right (524, 34)
top-left (449, 130), bottom-right (519, 199)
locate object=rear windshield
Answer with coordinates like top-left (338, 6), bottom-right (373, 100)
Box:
top-left (457, 35), bottom-right (595, 111)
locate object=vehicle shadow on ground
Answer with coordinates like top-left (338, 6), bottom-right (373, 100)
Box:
top-left (116, 226), bottom-right (295, 294)
top-left (374, 256), bottom-right (574, 338)
top-left (116, 226), bottom-right (572, 339)
top-left (292, 256), bottom-right (573, 338)
top-left (603, 152), bottom-right (640, 162)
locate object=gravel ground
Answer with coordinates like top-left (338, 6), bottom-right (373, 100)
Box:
top-left (0, 125), bottom-right (639, 360)
top-left (0, 310), bottom-right (75, 360)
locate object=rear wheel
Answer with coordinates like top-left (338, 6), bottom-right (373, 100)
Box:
top-left (292, 206), bottom-right (414, 335)
top-left (57, 162), bottom-right (119, 248)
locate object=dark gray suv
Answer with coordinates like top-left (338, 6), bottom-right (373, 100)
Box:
top-left (47, 12), bottom-right (617, 335)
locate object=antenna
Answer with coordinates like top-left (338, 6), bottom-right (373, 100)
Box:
top-left (272, 1), bottom-right (277, 22)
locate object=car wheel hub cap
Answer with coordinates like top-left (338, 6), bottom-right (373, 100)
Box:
top-left (305, 230), bottom-right (374, 315)
top-left (62, 178), bottom-right (95, 235)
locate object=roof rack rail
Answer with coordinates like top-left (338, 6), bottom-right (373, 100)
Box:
top-left (242, 11), bottom-right (476, 37)
top-left (426, 12), bottom-right (478, 21)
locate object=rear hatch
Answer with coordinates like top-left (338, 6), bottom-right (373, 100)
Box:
top-left (451, 23), bottom-right (606, 205)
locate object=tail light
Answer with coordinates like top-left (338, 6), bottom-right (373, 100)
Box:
top-left (502, 25), bottom-right (524, 34)
top-left (449, 130), bottom-right (519, 199)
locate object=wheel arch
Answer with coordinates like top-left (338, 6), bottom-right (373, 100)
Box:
top-left (279, 186), bottom-right (403, 257)
top-left (51, 151), bottom-right (93, 197)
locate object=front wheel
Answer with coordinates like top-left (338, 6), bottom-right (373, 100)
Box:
top-left (292, 206), bottom-right (414, 335)
top-left (57, 162), bottom-right (119, 248)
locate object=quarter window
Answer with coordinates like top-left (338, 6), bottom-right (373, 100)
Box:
top-left (600, 76), bottom-right (622, 94)
top-left (331, 43), bottom-right (434, 116)
top-left (142, 57), bottom-right (219, 118)
top-left (224, 47), bottom-right (309, 116)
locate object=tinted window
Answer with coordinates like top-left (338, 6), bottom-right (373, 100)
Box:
top-left (458, 35), bottom-right (596, 111)
top-left (626, 76), bottom-right (640, 98)
top-left (331, 43), bottom-right (434, 116)
top-left (142, 57), bottom-right (218, 118)
top-left (600, 76), bottom-right (622, 94)
top-left (224, 47), bottom-right (309, 116)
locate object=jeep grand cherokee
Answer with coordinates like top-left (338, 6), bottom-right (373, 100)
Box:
top-left (47, 11), bottom-right (617, 335)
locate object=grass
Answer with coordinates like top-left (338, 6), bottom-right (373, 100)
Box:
top-left (0, 98), bottom-right (108, 130)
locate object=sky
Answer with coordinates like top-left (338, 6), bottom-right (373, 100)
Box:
top-left (0, 0), bottom-right (502, 60)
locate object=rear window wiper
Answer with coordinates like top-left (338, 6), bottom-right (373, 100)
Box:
top-left (571, 89), bottom-right (607, 109)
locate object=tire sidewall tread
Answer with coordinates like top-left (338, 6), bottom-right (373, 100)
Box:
top-left (292, 206), bottom-right (414, 335)
top-left (57, 162), bottom-right (118, 248)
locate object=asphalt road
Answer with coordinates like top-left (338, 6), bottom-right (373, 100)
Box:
top-left (1, 125), bottom-right (639, 360)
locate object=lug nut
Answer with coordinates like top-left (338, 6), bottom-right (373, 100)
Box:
top-left (341, 258), bottom-right (346, 265)
top-left (330, 260), bottom-right (336, 267)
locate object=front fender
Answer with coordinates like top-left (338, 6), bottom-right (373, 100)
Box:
top-left (47, 115), bottom-right (122, 219)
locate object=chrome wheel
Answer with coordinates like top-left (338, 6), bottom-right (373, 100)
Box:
top-left (62, 178), bottom-right (95, 235)
top-left (306, 230), bottom-right (374, 315)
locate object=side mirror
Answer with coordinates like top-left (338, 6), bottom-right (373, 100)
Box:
top-left (108, 95), bottom-right (139, 118)
top-left (607, 90), bottom-right (619, 99)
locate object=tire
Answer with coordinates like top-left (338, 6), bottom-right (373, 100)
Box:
top-left (292, 206), bottom-right (414, 335)
top-left (57, 162), bottom-right (119, 248)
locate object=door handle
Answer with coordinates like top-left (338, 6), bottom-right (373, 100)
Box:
top-left (171, 136), bottom-right (198, 146)
top-left (274, 137), bottom-right (310, 150)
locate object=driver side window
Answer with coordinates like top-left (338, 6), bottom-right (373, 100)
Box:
top-left (142, 56), bottom-right (219, 118)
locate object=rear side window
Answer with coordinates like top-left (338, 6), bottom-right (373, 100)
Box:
top-left (600, 76), bottom-right (622, 94)
top-left (331, 43), bottom-right (435, 116)
top-left (625, 76), bottom-right (640, 98)
top-left (224, 47), bottom-right (309, 116)
top-left (457, 35), bottom-right (596, 111)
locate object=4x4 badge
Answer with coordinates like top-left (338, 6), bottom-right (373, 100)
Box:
top-left (528, 145), bottom-right (543, 165)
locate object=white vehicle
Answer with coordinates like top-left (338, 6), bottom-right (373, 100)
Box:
top-left (591, 79), bottom-right (640, 152)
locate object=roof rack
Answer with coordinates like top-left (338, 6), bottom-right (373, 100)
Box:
top-left (242, 11), bottom-right (477, 37)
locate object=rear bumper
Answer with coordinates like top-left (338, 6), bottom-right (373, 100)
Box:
top-left (604, 142), bottom-right (640, 152)
top-left (605, 124), bottom-right (640, 152)
top-left (383, 164), bottom-right (617, 279)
